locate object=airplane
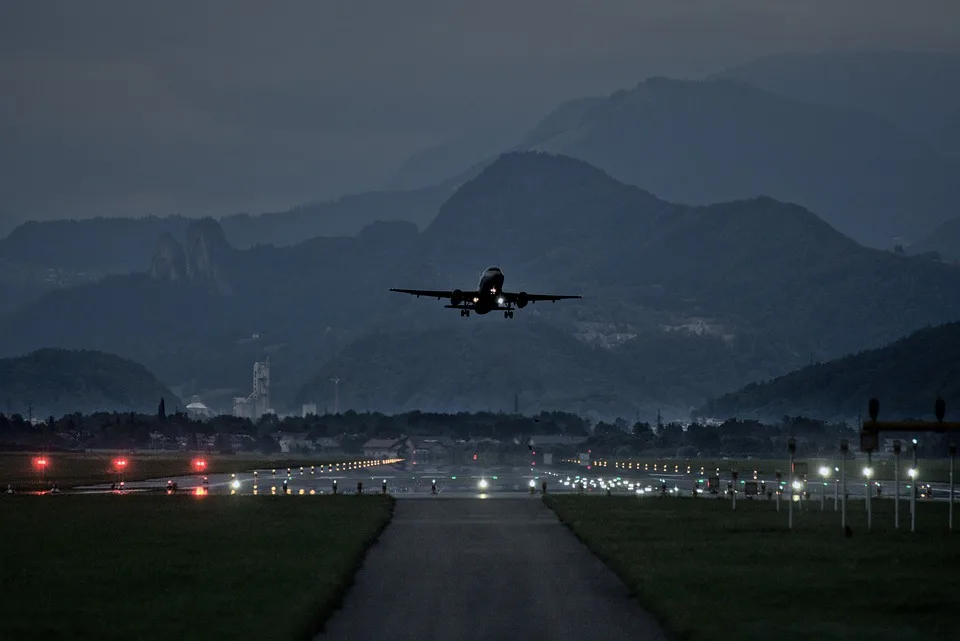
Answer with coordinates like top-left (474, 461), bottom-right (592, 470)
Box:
top-left (389, 265), bottom-right (581, 318)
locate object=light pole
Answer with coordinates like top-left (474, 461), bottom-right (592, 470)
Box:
top-left (330, 377), bottom-right (340, 415)
top-left (949, 442), bottom-right (956, 532)
top-left (818, 465), bottom-right (830, 511)
top-left (893, 440), bottom-right (902, 530)
top-left (910, 438), bottom-right (918, 533)
top-left (863, 464), bottom-right (873, 531)
top-left (840, 439), bottom-right (849, 530)
top-left (833, 466), bottom-right (839, 511)
top-left (787, 437), bottom-right (796, 530)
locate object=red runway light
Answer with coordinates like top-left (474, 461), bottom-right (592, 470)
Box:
top-left (114, 458), bottom-right (128, 469)
top-left (192, 458), bottom-right (207, 470)
top-left (33, 457), bottom-right (49, 469)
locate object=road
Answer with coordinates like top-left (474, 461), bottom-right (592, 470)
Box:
top-left (314, 497), bottom-right (668, 641)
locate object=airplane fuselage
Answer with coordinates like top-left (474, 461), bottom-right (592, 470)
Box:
top-left (471, 267), bottom-right (506, 314)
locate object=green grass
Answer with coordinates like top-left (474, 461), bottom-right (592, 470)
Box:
top-left (0, 452), bottom-right (368, 490)
top-left (546, 494), bottom-right (959, 641)
top-left (0, 494), bottom-right (394, 640)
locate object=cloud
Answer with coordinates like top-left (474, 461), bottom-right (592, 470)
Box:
top-left (1, 0), bottom-right (958, 220)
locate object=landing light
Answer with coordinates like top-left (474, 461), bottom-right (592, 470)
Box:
top-left (478, 479), bottom-right (489, 490)
top-left (497, 297), bottom-right (504, 305)
top-left (231, 479), bottom-right (240, 490)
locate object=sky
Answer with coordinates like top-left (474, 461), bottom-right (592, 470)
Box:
top-left (2, 0), bottom-right (959, 221)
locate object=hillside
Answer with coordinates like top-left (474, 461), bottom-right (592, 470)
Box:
top-left (510, 77), bottom-right (959, 247)
top-left (907, 218), bottom-right (960, 262)
top-left (5, 152), bottom-right (960, 416)
top-left (0, 348), bottom-right (180, 418)
top-left (0, 185), bottom-right (449, 277)
top-left (715, 51), bottom-right (960, 157)
top-left (293, 319), bottom-right (663, 418)
top-left (0, 218), bottom-right (421, 408)
top-left (699, 322), bottom-right (960, 423)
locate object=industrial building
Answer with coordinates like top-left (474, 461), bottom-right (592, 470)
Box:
top-left (233, 358), bottom-right (274, 419)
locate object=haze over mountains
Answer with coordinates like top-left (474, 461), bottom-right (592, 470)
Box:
top-left (4, 151), bottom-right (960, 420)
top-left (715, 51), bottom-right (960, 159)
top-left (4, 50), bottom-right (960, 421)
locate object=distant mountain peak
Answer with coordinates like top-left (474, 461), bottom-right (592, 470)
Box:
top-left (149, 218), bottom-right (234, 294)
top-left (148, 232), bottom-right (188, 283)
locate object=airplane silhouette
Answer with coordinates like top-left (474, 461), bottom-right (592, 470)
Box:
top-left (390, 266), bottom-right (581, 318)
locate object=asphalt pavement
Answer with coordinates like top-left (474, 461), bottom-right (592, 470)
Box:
top-left (314, 498), bottom-right (669, 641)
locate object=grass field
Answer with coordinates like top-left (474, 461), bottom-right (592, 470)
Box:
top-left (574, 455), bottom-right (955, 483)
top-left (0, 451), bottom-right (368, 490)
top-left (546, 494), bottom-right (959, 641)
top-left (0, 494), bottom-right (393, 641)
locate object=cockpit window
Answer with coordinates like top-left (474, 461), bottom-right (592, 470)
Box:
top-left (486, 266), bottom-right (501, 272)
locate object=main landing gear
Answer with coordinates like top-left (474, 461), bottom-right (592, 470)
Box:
top-left (504, 310), bottom-right (514, 319)
top-left (460, 309), bottom-right (470, 317)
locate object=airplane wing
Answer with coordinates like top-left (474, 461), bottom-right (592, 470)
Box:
top-left (502, 291), bottom-right (582, 304)
top-left (390, 288), bottom-right (470, 300)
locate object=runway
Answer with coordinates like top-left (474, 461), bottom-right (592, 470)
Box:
top-left (313, 498), bottom-right (669, 641)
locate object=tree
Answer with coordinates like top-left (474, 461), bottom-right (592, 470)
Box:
top-left (158, 397), bottom-right (166, 422)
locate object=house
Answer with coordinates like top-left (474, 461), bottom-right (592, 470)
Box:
top-left (314, 437), bottom-right (344, 456)
top-left (414, 438), bottom-right (451, 460)
top-left (363, 437), bottom-right (408, 459)
top-left (274, 431), bottom-right (314, 453)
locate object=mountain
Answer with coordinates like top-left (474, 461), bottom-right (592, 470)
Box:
top-left (293, 319), bottom-right (664, 418)
top-left (715, 51), bottom-right (960, 158)
top-left (0, 185), bottom-right (449, 278)
top-left (5, 152), bottom-right (960, 417)
top-left (509, 77), bottom-right (959, 248)
top-left (698, 322), bottom-right (960, 424)
top-left (0, 217), bottom-right (421, 410)
top-left (0, 211), bottom-right (21, 238)
top-left (387, 124), bottom-right (532, 191)
top-left (0, 348), bottom-right (180, 418)
top-left (907, 218), bottom-right (960, 262)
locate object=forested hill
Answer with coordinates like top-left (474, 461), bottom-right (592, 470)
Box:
top-left (0, 348), bottom-right (180, 418)
top-left (699, 322), bottom-right (960, 423)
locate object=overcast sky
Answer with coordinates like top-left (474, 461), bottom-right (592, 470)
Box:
top-left (2, 1), bottom-right (958, 221)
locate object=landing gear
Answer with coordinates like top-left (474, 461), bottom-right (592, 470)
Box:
top-left (460, 309), bottom-right (470, 317)
top-left (504, 310), bottom-right (514, 319)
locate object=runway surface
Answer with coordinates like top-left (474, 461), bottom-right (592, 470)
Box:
top-left (314, 498), bottom-right (669, 641)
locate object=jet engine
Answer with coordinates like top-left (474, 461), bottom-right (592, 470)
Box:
top-left (451, 289), bottom-right (463, 306)
top-left (516, 292), bottom-right (529, 308)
